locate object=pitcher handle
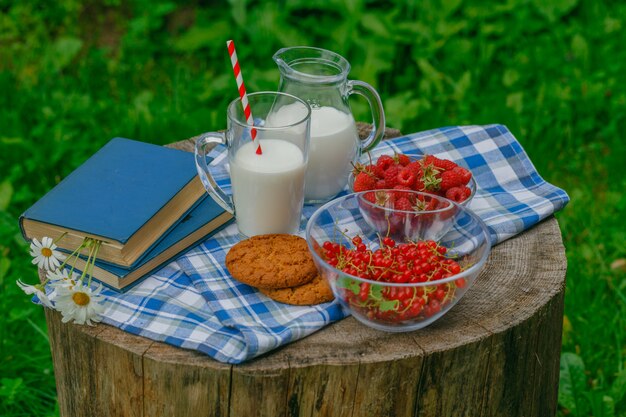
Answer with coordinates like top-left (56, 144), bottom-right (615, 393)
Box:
top-left (346, 80), bottom-right (386, 153)
top-left (194, 132), bottom-right (235, 215)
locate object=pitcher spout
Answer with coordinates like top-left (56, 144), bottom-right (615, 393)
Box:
top-left (272, 48), bottom-right (292, 76)
top-left (272, 46), bottom-right (350, 83)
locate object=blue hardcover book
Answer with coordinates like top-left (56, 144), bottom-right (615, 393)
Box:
top-left (71, 196), bottom-right (233, 291)
top-left (19, 137), bottom-right (212, 268)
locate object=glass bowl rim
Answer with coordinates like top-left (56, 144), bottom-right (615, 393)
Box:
top-left (356, 189), bottom-right (458, 215)
top-left (305, 191), bottom-right (493, 288)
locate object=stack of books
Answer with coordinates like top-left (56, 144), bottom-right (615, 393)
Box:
top-left (19, 138), bottom-right (232, 291)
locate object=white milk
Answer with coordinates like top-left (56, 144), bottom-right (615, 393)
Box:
top-left (230, 139), bottom-right (306, 236)
top-left (268, 103), bottom-right (358, 201)
top-left (305, 106), bottom-right (358, 201)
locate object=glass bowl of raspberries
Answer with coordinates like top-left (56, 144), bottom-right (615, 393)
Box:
top-left (357, 189), bottom-right (461, 243)
top-left (348, 153), bottom-right (476, 206)
top-left (306, 190), bottom-right (491, 332)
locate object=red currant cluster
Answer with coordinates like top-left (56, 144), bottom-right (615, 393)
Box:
top-left (321, 236), bottom-right (467, 323)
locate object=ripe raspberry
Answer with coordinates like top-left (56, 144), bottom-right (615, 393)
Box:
top-left (376, 155), bottom-right (395, 172)
top-left (394, 197), bottom-right (412, 211)
top-left (392, 185), bottom-right (412, 200)
top-left (353, 172), bottom-right (376, 192)
top-left (406, 161), bottom-right (422, 177)
top-left (434, 158), bottom-right (458, 171)
top-left (423, 155), bottom-right (458, 171)
top-left (421, 155), bottom-right (437, 168)
top-left (416, 194), bottom-right (440, 211)
top-left (452, 166), bottom-right (472, 185)
top-left (395, 154), bottom-right (411, 166)
top-left (425, 196), bottom-right (439, 211)
top-left (375, 179), bottom-right (386, 189)
top-left (445, 187), bottom-right (467, 203)
top-left (368, 164), bottom-right (385, 179)
top-left (352, 163), bottom-right (383, 179)
top-left (384, 165), bottom-right (400, 188)
top-left (461, 186), bottom-right (472, 199)
top-left (439, 170), bottom-right (463, 191)
top-left (413, 177), bottom-right (425, 191)
top-left (362, 191), bottom-right (376, 203)
top-left (397, 166), bottom-right (416, 188)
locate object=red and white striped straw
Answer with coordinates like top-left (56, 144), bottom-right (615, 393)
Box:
top-left (226, 40), bottom-right (262, 155)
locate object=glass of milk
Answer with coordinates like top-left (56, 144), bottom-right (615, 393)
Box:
top-left (194, 92), bottom-right (311, 237)
top-left (273, 46), bottom-right (386, 203)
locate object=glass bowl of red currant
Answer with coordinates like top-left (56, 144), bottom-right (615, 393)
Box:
top-left (348, 153), bottom-right (476, 206)
top-left (306, 190), bottom-right (491, 332)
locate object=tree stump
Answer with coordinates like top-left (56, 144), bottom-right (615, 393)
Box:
top-left (41, 124), bottom-right (566, 417)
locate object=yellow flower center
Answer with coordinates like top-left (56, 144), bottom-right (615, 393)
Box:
top-left (72, 292), bottom-right (90, 306)
top-left (41, 247), bottom-right (53, 257)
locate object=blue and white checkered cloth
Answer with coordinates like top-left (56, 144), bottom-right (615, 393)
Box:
top-left (60, 124), bottom-right (570, 364)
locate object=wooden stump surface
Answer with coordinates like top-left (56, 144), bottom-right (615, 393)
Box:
top-left (41, 123), bottom-right (567, 417)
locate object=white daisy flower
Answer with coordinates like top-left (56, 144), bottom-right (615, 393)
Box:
top-left (16, 280), bottom-right (54, 308)
top-left (53, 283), bottom-right (106, 326)
top-left (47, 269), bottom-right (81, 301)
top-left (30, 237), bottom-right (66, 271)
top-left (46, 268), bottom-right (80, 285)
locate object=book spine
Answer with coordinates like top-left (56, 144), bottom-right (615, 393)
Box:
top-left (18, 215), bottom-right (28, 242)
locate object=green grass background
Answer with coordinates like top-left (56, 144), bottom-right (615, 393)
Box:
top-left (1, 0), bottom-right (625, 415)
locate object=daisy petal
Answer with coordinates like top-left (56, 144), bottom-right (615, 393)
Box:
top-left (51, 250), bottom-right (66, 261)
top-left (17, 280), bottom-right (37, 295)
top-left (16, 280), bottom-right (54, 308)
top-left (36, 292), bottom-right (54, 308)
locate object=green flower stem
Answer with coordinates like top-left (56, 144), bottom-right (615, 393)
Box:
top-left (68, 238), bottom-right (89, 279)
top-left (86, 241), bottom-right (101, 286)
top-left (78, 239), bottom-right (96, 284)
top-left (52, 232), bottom-right (68, 245)
top-left (39, 237), bottom-right (105, 289)
top-left (41, 238), bottom-right (88, 287)
top-left (59, 238), bottom-right (88, 272)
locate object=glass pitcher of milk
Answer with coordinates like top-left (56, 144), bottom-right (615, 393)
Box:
top-left (272, 46), bottom-right (386, 203)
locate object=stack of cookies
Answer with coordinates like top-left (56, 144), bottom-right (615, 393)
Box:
top-left (225, 234), bottom-right (334, 306)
